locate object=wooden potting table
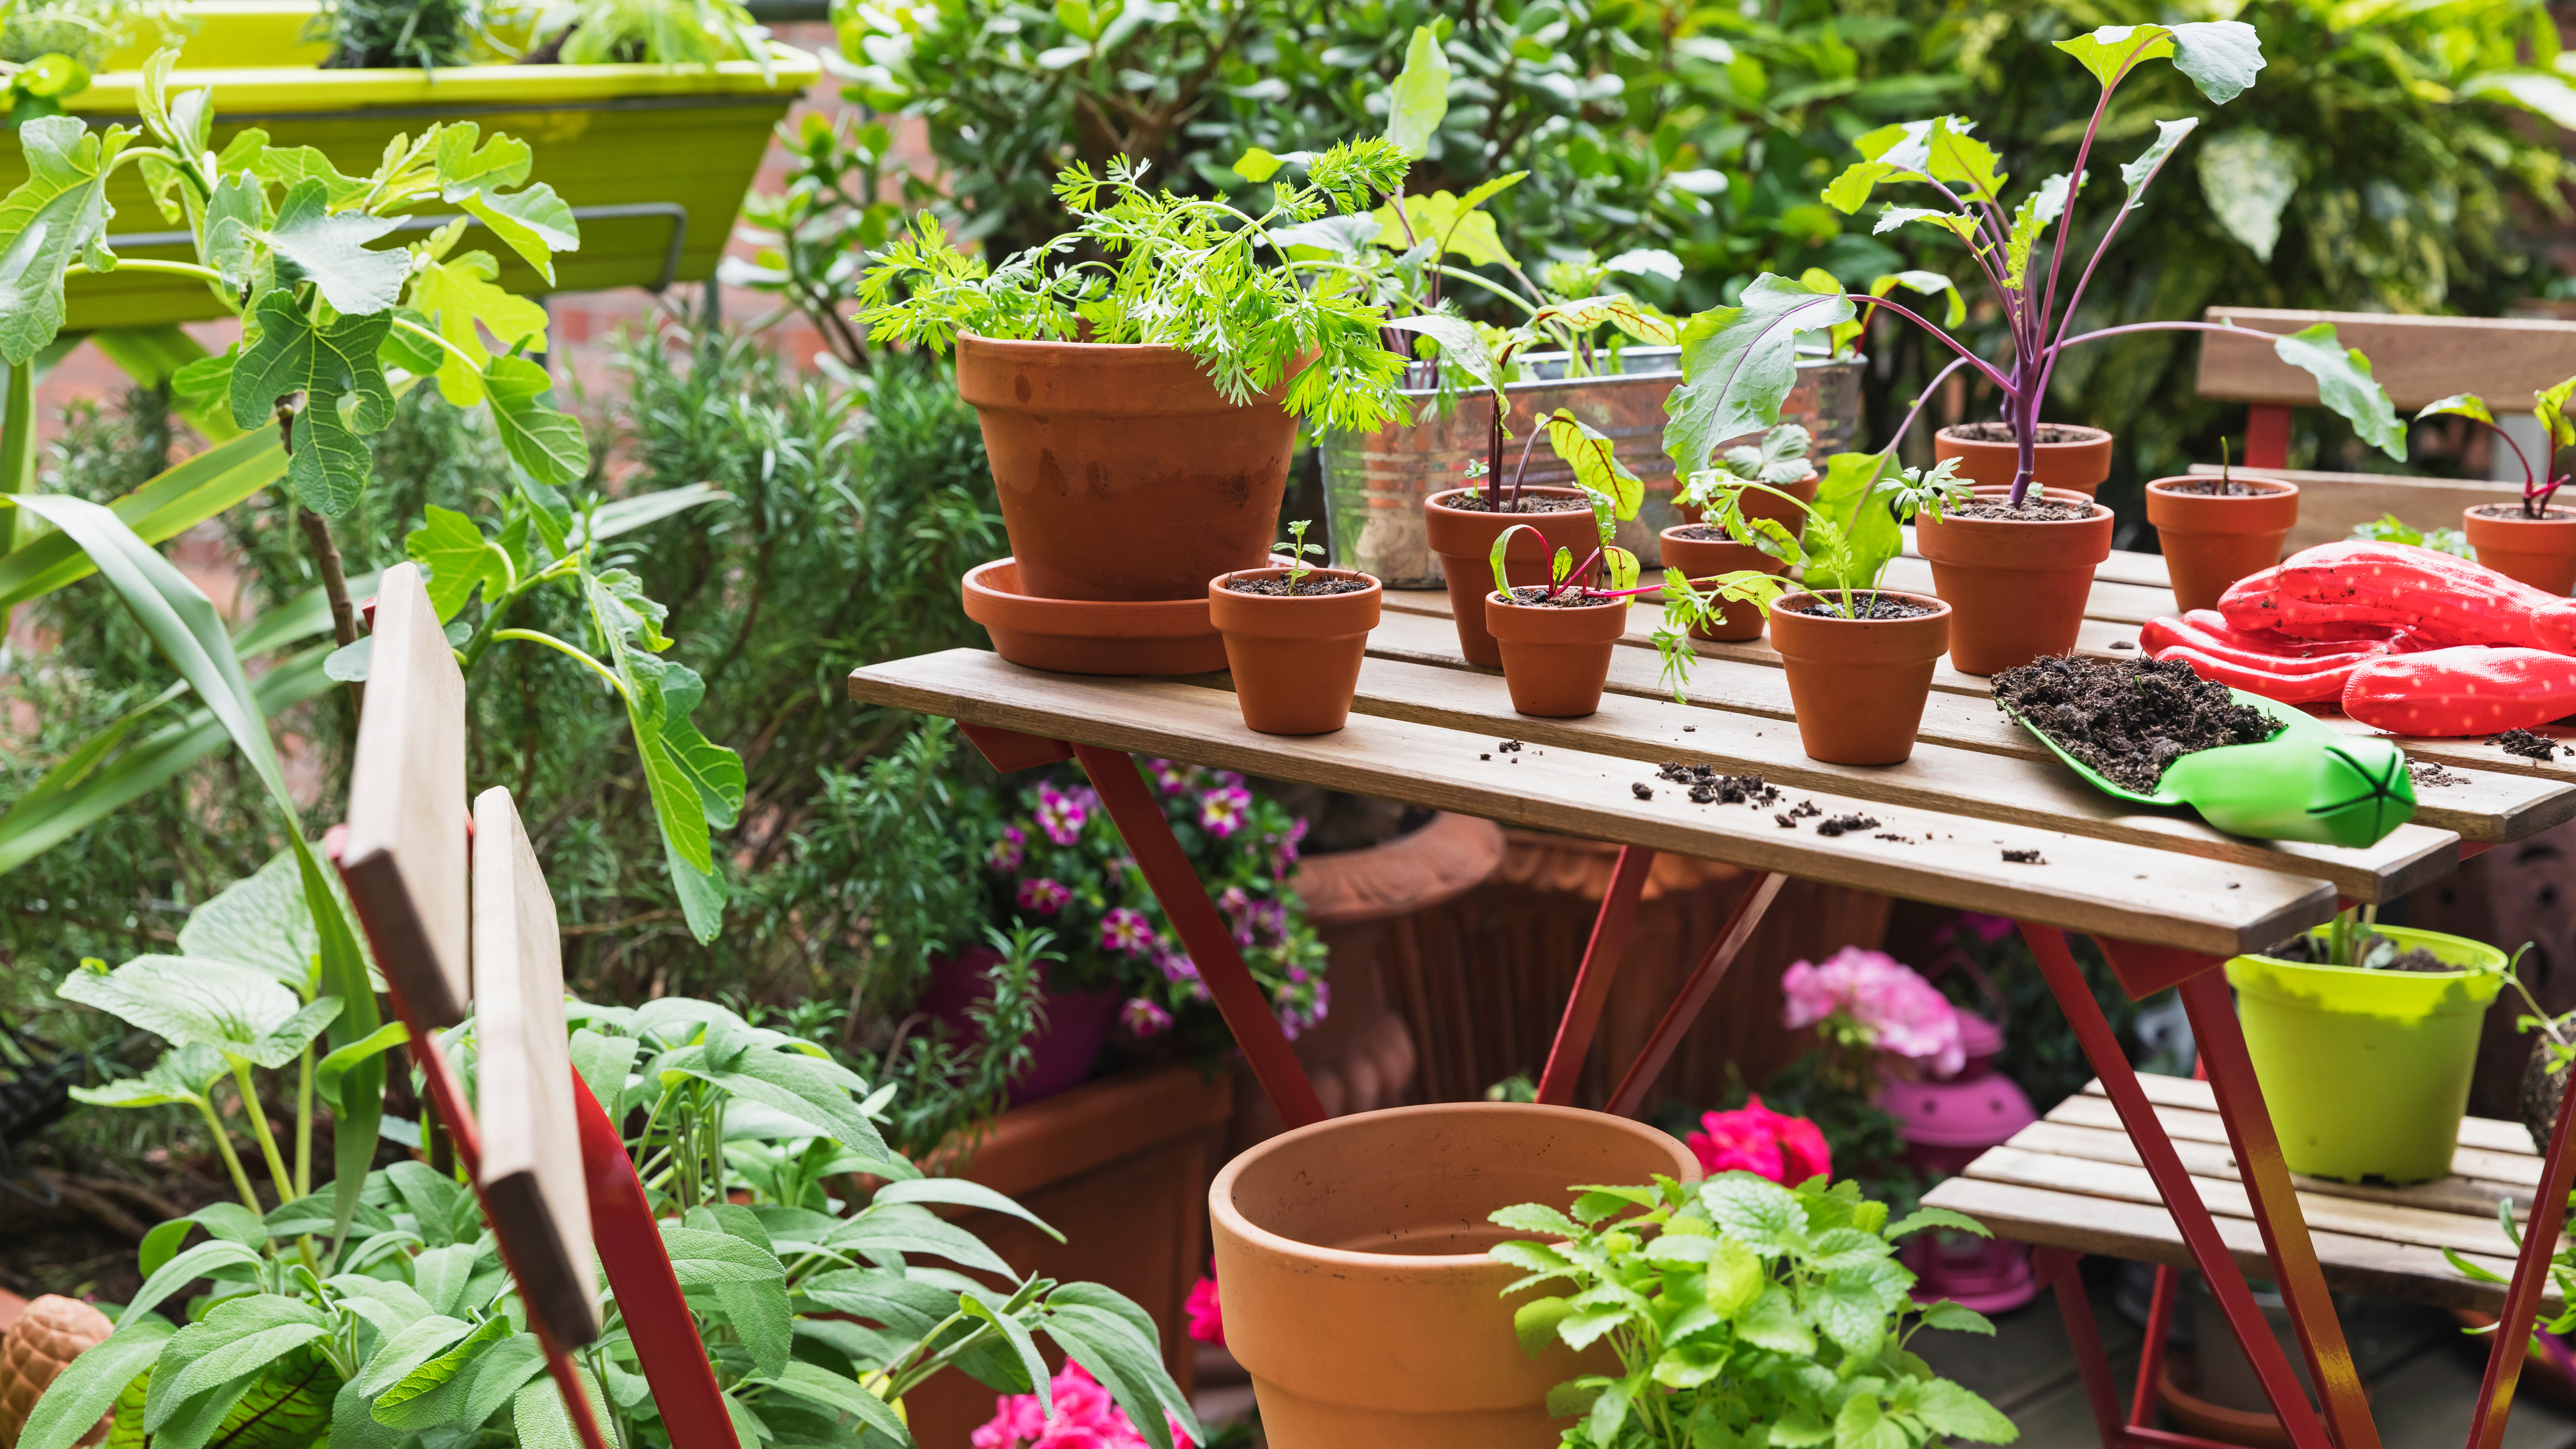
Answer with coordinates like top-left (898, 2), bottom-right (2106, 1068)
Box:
top-left (848, 542), bottom-right (2576, 1449)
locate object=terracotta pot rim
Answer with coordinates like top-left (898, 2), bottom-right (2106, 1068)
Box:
top-left (1921, 490), bottom-right (2113, 529)
top-left (1768, 588), bottom-right (1952, 623)
top-left (963, 557), bottom-right (1218, 639)
top-left (1210, 565), bottom-right (1386, 594)
top-left (958, 331), bottom-right (1198, 357)
top-left (1934, 423), bottom-right (2114, 449)
top-left (2465, 503), bottom-right (2576, 524)
top-left (2145, 475), bottom-right (2299, 498)
top-left (1210, 1102), bottom-right (1695, 1272)
top-left (1425, 485), bottom-right (1590, 517)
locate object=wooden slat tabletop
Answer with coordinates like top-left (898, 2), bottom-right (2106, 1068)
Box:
top-left (850, 649), bottom-right (2337, 954)
top-left (1922, 1074), bottom-right (2553, 1314)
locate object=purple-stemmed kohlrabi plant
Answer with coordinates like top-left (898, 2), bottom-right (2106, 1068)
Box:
top-left (1662, 21), bottom-right (2410, 509)
top-left (2418, 375), bottom-right (2576, 519)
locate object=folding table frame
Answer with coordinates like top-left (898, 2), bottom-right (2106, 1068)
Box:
top-left (956, 721), bottom-right (2576, 1449)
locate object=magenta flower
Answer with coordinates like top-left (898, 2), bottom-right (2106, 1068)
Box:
top-left (973, 1363), bottom-right (1194, 1449)
top-left (1122, 997), bottom-right (1173, 1037)
top-left (1156, 948), bottom-right (1198, 984)
top-left (1687, 1095), bottom-right (1832, 1185)
top-left (1016, 878), bottom-right (1071, 914)
top-left (1100, 907), bottom-right (1154, 956)
top-left (1185, 1272), bottom-right (1224, 1347)
top-left (1279, 816), bottom-right (1309, 871)
top-left (1151, 759), bottom-right (1194, 796)
top-left (1308, 980), bottom-right (1330, 1023)
top-left (987, 825), bottom-right (1026, 873)
top-left (1939, 911), bottom-right (2016, 945)
top-left (1200, 786), bottom-right (1252, 838)
top-left (1781, 946), bottom-right (1964, 1077)
top-left (1035, 782), bottom-right (1088, 846)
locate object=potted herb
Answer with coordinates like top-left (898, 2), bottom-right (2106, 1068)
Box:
top-left (2144, 441), bottom-right (2301, 612)
top-left (1488, 1172), bottom-right (2016, 1449)
top-left (1210, 520), bottom-right (1383, 736)
top-left (1661, 21), bottom-right (2406, 671)
top-left (1207, 1102), bottom-right (1699, 1447)
top-left (2227, 909), bottom-right (2507, 1185)
top-left (2421, 379), bottom-right (2576, 593)
top-left (1478, 478), bottom-right (1651, 718)
top-left (1660, 423), bottom-right (1816, 643)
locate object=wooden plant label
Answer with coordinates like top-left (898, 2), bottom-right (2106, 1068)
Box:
top-left (341, 562), bottom-right (471, 1026)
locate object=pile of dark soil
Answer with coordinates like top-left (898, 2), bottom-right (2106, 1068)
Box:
top-left (2001, 848), bottom-right (2046, 864)
top-left (1945, 497), bottom-right (2095, 522)
top-left (1993, 654), bottom-right (2275, 794)
top-left (1223, 575), bottom-right (1371, 596)
top-left (1654, 762), bottom-right (1781, 806)
top-left (1447, 493), bottom-right (1592, 513)
top-left (1780, 593), bottom-right (1937, 621)
top-left (1813, 813), bottom-right (1880, 838)
top-left (2492, 729), bottom-right (2567, 762)
top-left (1495, 587), bottom-right (1620, 608)
top-left (2409, 761), bottom-right (2467, 788)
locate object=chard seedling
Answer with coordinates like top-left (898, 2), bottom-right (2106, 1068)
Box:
top-left (1486, 484), bottom-right (1641, 601)
top-left (2418, 376), bottom-right (2576, 519)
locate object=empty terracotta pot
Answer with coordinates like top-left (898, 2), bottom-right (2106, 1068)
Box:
top-left (962, 557), bottom-right (1229, 675)
top-left (1483, 591), bottom-right (1631, 716)
top-left (1424, 487), bottom-right (1603, 666)
top-left (2145, 476), bottom-right (2301, 613)
top-left (1210, 1102), bottom-right (1700, 1449)
top-left (1913, 486), bottom-right (2113, 675)
top-left (1766, 590), bottom-right (1952, 765)
top-left (1672, 468), bottom-right (1818, 530)
top-left (1657, 526), bottom-right (1787, 642)
top-left (1209, 567), bottom-right (1383, 734)
top-left (2463, 504), bottom-right (2576, 595)
top-left (956, 335), bottom-right (1298, 602)
top-left (1933, 423), bottom-right (2114, 496)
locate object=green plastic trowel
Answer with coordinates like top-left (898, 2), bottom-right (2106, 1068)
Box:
top-left (2005, 688), bottom-right (2415, 849)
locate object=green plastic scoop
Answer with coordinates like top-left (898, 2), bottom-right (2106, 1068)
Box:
top-left (2004, 687), bottom-right (2415, 849)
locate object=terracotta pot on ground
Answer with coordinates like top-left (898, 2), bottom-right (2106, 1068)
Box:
top-left (1766, 590), bottom-right (1952, 765)
top-left (1424, 487), bottom-right (1603, 666)
top-left (1658, 526), bottom-right (1789, 642)
top-left (2145, 476), bottom-right (2301, 613)
top-left (1913, 486), bottom-right (2114, 675)
top-left (1671, 468), bottom-right (1818, 530)
top-left (1208, 567), bottom-right (1383, 734)
top-left (2464, 503), bottom-right (2576, 595)
top-left (956, 335), bottom-right (1298, 602)
top-left (1483, 592), bottom-right (1631, 717)
top-left (1210, 1101), bottom-right (1700, 1449)
top-left (1933, 422), bottom-right (2115, 495)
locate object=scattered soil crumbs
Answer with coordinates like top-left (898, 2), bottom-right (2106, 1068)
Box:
top-left (1445, 492), bottom-right (1595, 514)
top-left (1780, 593), bottom-right (1938, 621)
top-left (1875, 832), bottom-right (1912, 843)
top-left (1948, 421), bottom-right (2100, 445)
top-left (1814, 813), bottom-right (1881, 838)
top-left (1223, 575), bottom-right (1372, 596)
top-left (1495, 587), bottom-right (1621, 608)
top-left (1787, 800), bottom-right (1822, 819)
top-left (1775, 814), bottom-right (1798, 827)
top-left (1498, 740), bottom-right (1524, 752)
top-left (2162, 477), bottom-right (2276, 497)
top-left (2264, 931), bottom-right (2455, 973)
top-left (2109, 639), bottom-right (2136, 650)
top-left (1945, 497), bottom-right (2096, 522)
top-left (2492, 729), bottom-right (2567, 762)
top-left (2409, 761), bottom-right (2467, 788)
top-left (1993, 654), bottom-right (2274, 794)
top-left (1674, 524), bottom-right (1771, 543)
top-left (1632, 782), bottom-right (1654, 800)
top-left (1656, 762), bottom-right (1783, 806)
top-left (2002, 848), bottom-right (2046, 864)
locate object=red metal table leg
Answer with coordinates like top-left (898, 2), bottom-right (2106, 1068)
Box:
top-left (1536, 845), bottom-right (1656, 1106)
top-left (1605, 872), bottom-right (1785, 1116)
top-left (2468, 1016), bottom-right (2576, 1449)
top-left (1073, 743), bottom-right (1327, 1129)
top-left (2036, 1248), bottom-right (2127, 1448)
top-left (2173, 968), bottom-right (2376, 1449)
top-left (2016, 924), bottom-right (2341, 1449)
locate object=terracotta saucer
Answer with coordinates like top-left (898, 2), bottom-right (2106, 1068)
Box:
top-left (962, 557), bottom-right (1231, 675)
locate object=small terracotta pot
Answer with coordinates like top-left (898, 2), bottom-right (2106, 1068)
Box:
top-left (1483, 591), bottom-right (1631, 717)
top-left (1424, 487), bottom-right (1602, 666)
top-left (2464, 503), bottom-right (2576, 596)
top-left (1657, 526), bottom-right (1787, 642)
top-left (956, 334), bottom-right (1298, 602)
top-left (1766, 590), bottom-right (1952, 765)
top-left (1209, 1102), bottom-right (1700, 1449)
top-left (1933, 423), bottom-right (2115, 496)
top-left (1672, 467), bottom-right (1818, 530)
top-left (1913, 486), bottom-right (2114, 676)
top-left (2145, 476), bottom-right (2301, 613)
top-left (1209, 567), bottom-right (1383, 735)
top-left (962, 557), bottom-right (1230, 674)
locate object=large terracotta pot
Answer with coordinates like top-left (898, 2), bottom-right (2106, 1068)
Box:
top-left (1424, 486), bottom-right (1602, 666)
top-left (956, 335), bottom-right (1298, 602)
top-left (1209, 567), bottom-right (1382, 735)
top-left (1658, 527), bottom-right (1788, 642)
top-left (1933, 423), bottom-right (2115, 495)
top-left (2464, 504), bottom-right (2576, 596)
top-left (2145, 477), bottom-right (2300, 613)
top-left (1913, 486), bottom-right (2113, 675)
top-left (1484, 592), bottom-right (1631, 717)
top-left (1210, 1102), bottom-right (1699, 1449)
top-left (1766, 590), bottom-right (1951, 765)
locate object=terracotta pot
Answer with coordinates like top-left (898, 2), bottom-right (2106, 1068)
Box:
top-left (1483, 591), bottom-right (1631, 717)
top-left (956, 334), bottom-right (1298, 602)
top-left (1671, 467), bottom-right (1819, 530)
top-left (1424, 487), bottom-right (1602, 666)
top-left (1210, 1102), bottom-right (1700, 1449)
top-left (1933, 423), bottom-right (2115, 496)
top-left (962, 557), bottom-right (1231, 675)
top-left (2464, 503), bottom-right (2576, 596)
top-left (2145, 476), bottom-right (2301, 613)
top-left (1209, 567), bottom-right (1384, 735)
top-left (1913, 486), bottom-right (2114, 675)
top-left (1657, 526), bottom-right (1787, 641)
top-left (1766, 590), bottom-right (1952, 765)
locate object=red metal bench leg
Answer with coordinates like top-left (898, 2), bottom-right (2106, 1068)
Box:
top-left (1605, 871), bottom-right (1785, 1116)
top-left (2243, 404), bottom-right (2292, 472)
top-left (1536, 845), bottom-right (1656, 1106)
top-left (2175, 969), bottom-right (2378, 1449)
top-left (1072, 742), bottom-right (1327, 1129)
top-left (2134, 1265), bottom-right (2177, 1432)
top-left (2035, 1248), bottom-right (2127, 1448)
top-left (2468, 1017), bottom-right (2576, 1449)
top-left (2017, 924), bottom-right (2340, 1449)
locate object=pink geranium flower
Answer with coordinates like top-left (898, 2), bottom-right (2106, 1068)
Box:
top-left (1780, 946), bottom-right (1964, 1077)
top-left (1687, 1095), bottom-right (1832, 1185)
top-left (974, 1363), bottom-right (1193, 1449)
top-left (1185, 1272), bottom-right (1224, 1346)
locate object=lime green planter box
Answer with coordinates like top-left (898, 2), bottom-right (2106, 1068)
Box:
top-left (14, 3), bottom-right (816, 329)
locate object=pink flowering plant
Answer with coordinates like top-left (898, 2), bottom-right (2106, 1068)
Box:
top-left (1686, 1095), bottom-right (1832, 1185)
top-left (976, 1363), bottom-right (1197, 1449)
top-left (983, 759), bottom-right (1328, 1053)
top-left (1782, 947), bottom-right (1966, 1083)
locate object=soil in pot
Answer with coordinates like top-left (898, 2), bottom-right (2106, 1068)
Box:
top-left (956, 335), bottom-right (1300, 603)
top-left (1658, 525), bottom-right (1788, 642)
top-left (1210, 567), bottom-right (1383, 735)
top-left (1209, 1102), bottom-right (1699, 1449)
top-left (1990, 654), bottom-right (2274, 794)
top-left (1765, 590), bottom-right (1950, 765)
top-left (1483, 589), bottom-right (1630, 718)
top-left (2463, 503), bottom-right (2576, 596)
top-left (1914, 486), bottom-right (2113, 675)
top-left (2146, 476), bottom-right (2301, 613)
top-left (1425, 488), bottom-right (1603, 666)
top-left (1933, 421), bottom-right (2115, 495)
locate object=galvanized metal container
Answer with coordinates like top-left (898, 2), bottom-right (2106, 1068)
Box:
top-left (1323, 349), bottom-right (1866, 588)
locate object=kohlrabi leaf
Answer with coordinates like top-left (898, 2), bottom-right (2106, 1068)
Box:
top-left (0, 116), bottom-right (128, 365)
top-left (1371, 191), bottom-right (1509, 268)
top-left (1383, 24), bottom-right (1450, 159)
top-left (2268, 321), bottom-right (2406, 460)
top-left (1532, 294), bottom-right (1679, 348)
top-left (2418, 394), bottom-right (2496, 428)
top-left (2117, 118), bottom-right (2200, 212)
top-left (261, 179), bottom-right (410, 316)
top-left (1664, 273), bottom-right (1856, 477)
top-left (481, 354), bottom-right (591, 491)
top-left (1870, 271), bottom-right (1964, 328)
top-left (406, 251), bottom-right (549, 406)
top-left (1543, 409), bottom-right (1643, 520)
top-left (228, 292), bottom-right (394, 516)
top-left (1923, 118), bottom-right (2007, 204)
top-left (2001, 174), bottom-right (2073, 290)
top-left (1872, 206), bottom-right (1981, 245)
top-left (2054, 22), bottom-right (2264, 105)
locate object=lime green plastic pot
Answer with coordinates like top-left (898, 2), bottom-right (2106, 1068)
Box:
top-left (2225, 925), bottom-right (2505, 1185)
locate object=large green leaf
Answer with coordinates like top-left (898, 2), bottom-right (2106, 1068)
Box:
top-left (1664, 275), bottom-right (1855, 478)
top-left (2055, 21), bottom-right (2264, 104)
top-left (405, 503), bottom-right (513, 620)
top-left (143, 1295), bottom-right (329, 1430)
top-left (1543, 410), bottom-right (1643, 520)
top-left (1382, 24), bottom-right (1450, 159)
top-left (59, 956), bottom-right (340, 1069)
top-left (509, 1364), bottom-right (611, 1449)
top-left (456, 186), bottom-right (579, 287)
top-left (15, 1318), bottom-right (173, 1449)
top-left (406, 252), bottom-right (549, 407)
top-left (228, 294), bottom-right (393, 516)
top-left (482, 354), bottom-right (589, 491)
top-left (2117, 118), bottom-right (2200, 213)
top-left (261, 179), bottom-right (409, 316)
top-left (2269, 322), bottom-right (2406, 460)
top-left (745, 1362), bottom-right (909, 1444)
top-left (72, 1040), bottom-right (229, 1116)
top-left (0, 115), bottom-right (127, 365)
top-left (180, 846), bottom-right (326, 990)
top-left (658, 1040), bottom-right (887, 1159)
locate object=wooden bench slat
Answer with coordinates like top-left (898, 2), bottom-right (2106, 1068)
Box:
top-left (2048, 1094), bottom-right (2543, 1190)
top-left (2195, 308), bottom-right (2576, 412)
top-left (2097, 1075), bottom-right (2539, 1156)
top-left (2009, 1118), bottom-right (2535, 1218)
